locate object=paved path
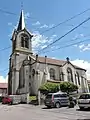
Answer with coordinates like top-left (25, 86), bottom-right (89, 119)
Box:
top-left (0, 104), bottom-right (90, 120)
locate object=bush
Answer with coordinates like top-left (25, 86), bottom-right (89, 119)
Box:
top-left (39, 82), bottom-right (59, 94)
top-left (60, 81), bottom-right (78, 94)
top-left (39, 81), bottom-right (78, 95)
top-left (30, 96), bottom-right (37, 101)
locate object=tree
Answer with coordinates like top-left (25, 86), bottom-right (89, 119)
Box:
top-left (60, 81), bottom-right (78, 94)
top-left (39, 81), bottom-right (78, 95)
top-left (39, 82), bottom-right (59, 94)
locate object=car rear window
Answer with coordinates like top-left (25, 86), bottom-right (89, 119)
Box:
top-left (79, 94), bottom-right (90, 99)
top-left (46, 94), bottom-right (52, 99)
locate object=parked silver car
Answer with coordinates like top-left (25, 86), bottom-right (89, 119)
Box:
top-left (44, 91), bottom-right (69, 108)
top-left (78, 93), bottom-right (90, 110)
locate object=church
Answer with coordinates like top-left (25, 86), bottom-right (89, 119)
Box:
top-left (8, 10), bottom-right (89, 96)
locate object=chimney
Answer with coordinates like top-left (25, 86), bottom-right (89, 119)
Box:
top-left (45, 56), bottom-right (47, 64)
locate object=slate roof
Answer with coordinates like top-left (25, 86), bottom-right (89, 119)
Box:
top-left (37, 56), bottom-right (86, 71)
top-left (17, 10), bottom-right (25, 31)
top-left (38, 56), bottom-right (66, 66)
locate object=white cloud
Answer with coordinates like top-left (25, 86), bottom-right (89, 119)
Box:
top-left (73, 45), bottom-right (78, 47)
top-left (32, 31), bottom-right (48, 49)
top-left (79, 44), bottom-right (85, 49)
top-left (80, 34), bottom-right (84, 37)
top-left (82, 44), bottom-right (90, 51)
top-left (32, 31), bottom-right (57, 53)
top-left (40, 24), bottom-right (54, 29)
top-left (32, 21), bottom-right (40, 26)
top-left (72, 34), bottom-right (78, 40)
top-left (0, 75), bottom-right (8, 83)
top-left (25, 12), bottom-right (30, 19)
top-left (48, 24), bottom-right (54, 28)
top-left (41, 45), bottom-right (47, 49)
top-left (52, 34), bottom-right (57, 38)
top-left (78, 43), bottom-right (90, 52)
top-left (72, 33), bottom-right (84, 41)
top-left (50, 34), bottom-right (57, 39)
top-left (8, 22), bottom-right (12, 26)
top-left (40, 24), bottom-right (48, 28)
top-left (71, 59), bottom-right (90, 80)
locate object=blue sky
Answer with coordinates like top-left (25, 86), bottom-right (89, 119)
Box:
top-left (1, 0), bottom-right (90, 81)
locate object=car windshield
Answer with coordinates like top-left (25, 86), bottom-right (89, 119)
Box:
top-left (79, 94), bottom-right (90, 99)
top-left (46, 94), bottom-right (52, 99)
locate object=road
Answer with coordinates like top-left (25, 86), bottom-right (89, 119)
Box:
top-left (0, 104), bottom-right (90, 120)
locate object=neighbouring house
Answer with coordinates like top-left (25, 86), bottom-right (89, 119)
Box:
top-left (0, 83), bottom-right (8, 95)
top-left (8, 10), bottom-right (89, 96)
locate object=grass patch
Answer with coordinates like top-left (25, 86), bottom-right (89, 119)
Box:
top-left (29, 96), bottom-right (37, 101)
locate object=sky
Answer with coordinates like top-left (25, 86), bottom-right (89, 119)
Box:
top-left (1, 0), bottom-right (90, 82)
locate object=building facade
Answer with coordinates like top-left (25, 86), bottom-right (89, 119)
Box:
top-left (0, 83), bottom-right (7, 95)
top-left (8, 10), bottom-right (89, 95)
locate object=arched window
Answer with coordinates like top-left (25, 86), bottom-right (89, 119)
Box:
top-left (49, 68), bottom-right (55, 80)
top-left (75, 74), bottom-right (77, 85)
top-left (21, 34), bottom-right (29, 48)
top-left (76, 72), bottom-right (80, 85)
top-left (60, 72), bottom-right (64, 81)
top-left (67, 67), bottom-right (73, 82)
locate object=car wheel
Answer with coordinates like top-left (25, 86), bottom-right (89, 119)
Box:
top-left (55, 102), bottom-right (61, 108)
top-left (79, 107), bottom-right (84, 110)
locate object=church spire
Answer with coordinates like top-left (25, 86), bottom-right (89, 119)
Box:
top-left (17, 10), bottom-right (25, 31)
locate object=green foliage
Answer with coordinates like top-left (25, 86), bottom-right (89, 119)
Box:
top-left (39, 82), bottom-right (59, 94)
top-left (30, 96), bottom-right (37, 101)
top-left (60, 81), bottom-right (78, 94)
top-left (39, 81), bottom-right (78, 95)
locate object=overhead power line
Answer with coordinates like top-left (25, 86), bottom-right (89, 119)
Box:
top-left (0, 59), bottom-right (25, 73)
top-left (1, 39), bottom-right (89, 73)
top-left (0, 46), bottom-right (11, 51)
top-left (0, 8), bottom-right (36, 20)
top-left (40, 7), bottom-right (90, 34)
top-left (0, 8), bottom-right (17, 15)
top-left (0, 7), bottom-right (90, 31)
top-left (50, 33), bottom-right (90, 47)
top-left (43, 38), bottom-right (90, 53)
top-left (0, 33), bottom-right (90, 53)
top-left (38, 16), bottom-right (90, 54)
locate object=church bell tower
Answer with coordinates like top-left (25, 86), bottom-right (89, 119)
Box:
top-left (8, 10), bottom-right (33, 95)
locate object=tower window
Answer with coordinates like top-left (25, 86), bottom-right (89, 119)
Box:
top-left (21, 37), bottom-right (24, 47)
top-left (21, 34), bottom-right (29, 48)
